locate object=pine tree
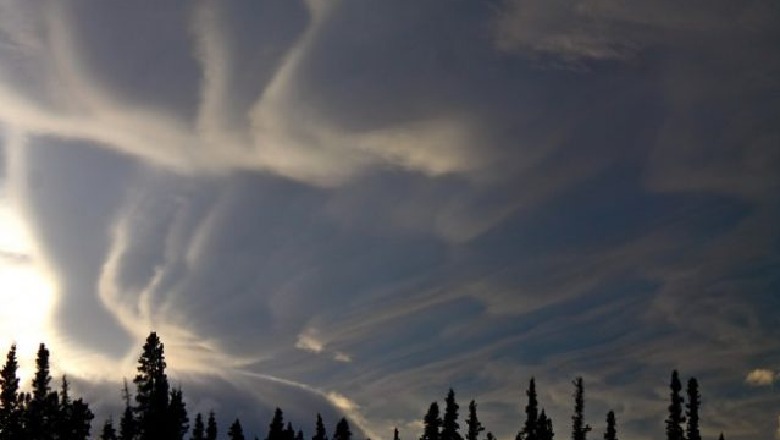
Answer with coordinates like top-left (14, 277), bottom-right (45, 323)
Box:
top-left (101, 419), bottom-right (118, 440)
top-left (686, 378), bottom-right (700, 440)
top-left (0, 344), bottom-right (21, 440)
top-left (422, 402), bottom-right (441, 440)
top-left (267, 408), bottom-right (286, 440)
top-left (192, 413), bottom-right (206, 440)
top-left (441, 389), bottom-right (461, 440)
top-left (665, 371), bottom-right (685, 440)
top-left (207, 410), bottom-right (218, 440)
top-left (518, 378), bottom-right (539, 440)
top-left (285, 422), bottom-right (296, 440)
top-left (571, 377), bottom-right (591, 440)
top-left (603, 411), bottom-right (616, 440)
top-left (168, 387), bottom-right (189, 439)
top-left (313, 413), bottom-right (328, 440)
top-left (229, 418), bottom-right (246, 440)
top-left (297, 429), bottom-right (305, 440)
top-left (465, 400), bottom-right (485, 440)
top-left (394, 428), bottom-right (400, 440)
top-left (29, 343), bottom-right (55, 439)
top-left (334, 418), bottom-right (351, 440)
top-left (133, 332), bottom-right (170, 440)
top-left (536, 410), bottom-right (553, 440)
top-left (119, 379), bottom-right (135, 440)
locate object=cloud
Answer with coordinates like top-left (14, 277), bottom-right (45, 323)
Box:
top-left (296, 332), bottom-right (325, 354)
top-left (746, 369), bottom-right (776, 387)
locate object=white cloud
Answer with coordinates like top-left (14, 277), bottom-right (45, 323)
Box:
top-left (296, 332), bottom-right (325, 353)
top-left (745, 369), bottom-right (776, 386)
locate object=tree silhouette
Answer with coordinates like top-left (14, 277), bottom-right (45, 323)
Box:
top-left (192, 412), bottom-right (206, 440)
top-left (394, 428), bottom-right (401, 440)
top-left (28, 342), bottom-right (56, 440)
top-left (207, 411), bottom-right (218, 440)
top-left (168, 387), bottom-right (189, 439)
top-left (536, 410), bottom-right (553, 440)
top-left (285, 422), bottom-right (296, 440)
top-left (0, 344), bottom-right (21, 440)
top-left (486, 432), bottom-right (496, 440)
top-left (297, 429), bottom-right (305, 440)
top-left (422, 402), bottom-right (441, 440)
top-left (101, 419), bottom-right (118, 440)
top-left (603, 411), bottom-right (616, 440)
top-left (718, 433), bottom-right (724, 440)
top-left (334, 417), bottom-right (352, 440)
top-left (119, 379), bottom-right (135, 440)
top-left (229, 418), bottom-right (246, 440)
top-left (465, 400), bottom-right (485, 440)
top-left (571, 377), bottom-right (591, 440)
top-left (441, 389), bottom-right (461, 440)
top-left (665, 370), bottom-right (685, 440)
top-left (313, 413), bottom-right (328, 440)
top-left (686, 378), bottom-right (700, 440)
top-left (268, 407), bottom-right (286, 440)
top-left (518, 378), bottom-right (539, 440)
top-left (133, 332), bottom-right (170, 440)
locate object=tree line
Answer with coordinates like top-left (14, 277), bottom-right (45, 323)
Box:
top-left (0, 332), bottom-right (726, 440)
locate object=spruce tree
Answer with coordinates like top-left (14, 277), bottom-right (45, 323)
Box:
top-left (518, 378), bottom-right (539, 440)
top-left (441, 389), bottom-right (461, 440)
top-left (29, 343), bottom-right (55, 439)
top-left (665, 371), bottom-right (685, 440)
top-left (536, 410), bottom-right (553, 440)
top-left (0, 344), bottom-right (21, 440)
top-left (285, 422), bottom-right (296, 440)
top-left (297, 429), bottom-right (305, 440)
top-left (101, 419), bottom-right (118, 440)
top-left (267, 407), bottom-right (286, 440)
top-left (168, 387), bottom-right (189, 439)
top-left (486, 432), bottom-right (495, 440)
top-left (134, 332), bottom-right (170, 440)
top-left (686, 378), bottom-right (700, 440)
top-left (571, 377), bottom-right (591, 440)
top-left (313, 413), bottom-right (328, 440)
top-left (465, 400), bottom-right (484, 440)
top-left (603, 411), bottom-right (616, 440)
top-left (421, 402), bottom-right (441, 440)
top-left (229, 418), bottom-right (246, 440)
top-left (192, 412), bottom-right (206, 440)
top-left (207, 410), bottom-right (218, 440)
top-left (119, 379), bottom-right (135, 440)
top-left (334, 418), bottom-right (352, 440)
top-left (394, 428), bottom-right (400, 440)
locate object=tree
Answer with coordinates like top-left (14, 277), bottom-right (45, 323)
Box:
top-left (421, 402), bottom-right (441, 440)
top-left (718, 433), bottom-right (724, 440)
top-left (207, 411), bottom-right (218, 440)
top-left (285, 422), bottom-right (296, 440)
top-left (101, 419), bottom-right (118, 440)
top-left (29, 343), bottom-right (55, 440)
top-left (571, 377), bottom-right (591, 440)
top-left (518, 378), bottom-right (539, 440)
top-left (486, 433), bottom-right (496, 440)
top-left (665, 371), bottom-right (685, 440)
top-left (133, 332), bottom-right (170, 440)
top-left (465, 400), bottom-right (485, 440)
top-left (267, 407), bottom-right (286, 440)
top-left (192, 413), bottom-right (206, 440)
top-left (686, 378), bottom-right (701, 440)
top-left (62, 398), bottom-right (94, 440)
top-left (394, 428), bottom-right (400, 440)
top-left (119, 379), bottom-right (135, 440)
top-left (441, 389), bottom-right (461, 440)
top-left (536, 410), bottom-right (553, 440)
top-left (0, 344), bottom-right (21, 440)
top-left (168, 387), bottom-right (189, 439)
top-left (314, 413), bottom-right (328, 440)
top-left (229, 418), bottom-right (246, 440)
top-left (297, 429), bottom-right (305, 440)
top-left (603, 411), bottom-right (616, 440)
top-left (334, 418), bottom-right (351, 440)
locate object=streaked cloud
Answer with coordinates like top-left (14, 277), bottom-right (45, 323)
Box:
top-left (746, 369), bottom-right (776, 387)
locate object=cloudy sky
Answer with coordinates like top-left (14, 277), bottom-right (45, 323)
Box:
top-left (0, 0), bottom-right (778, 439)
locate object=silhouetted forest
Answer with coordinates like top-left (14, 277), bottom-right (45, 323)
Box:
top-left (0, 332), bottom-right (726, 440)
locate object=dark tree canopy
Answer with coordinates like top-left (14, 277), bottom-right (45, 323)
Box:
top-left (313, 413), bottom-right (328, 440)
top-left (229, 418), bottom-right (246, 440)
top-left (334, 417), bottom-right (352, 440)
top-left (518, 378), bottom-right (539, 440)
top-left (465, 400), bottom-right (485, 440)
top-left (571, 377), bottom-right (591, 440)
top-left (536, 410), bottom-right (553, 440)
top-left (441, 389), bottom-right (461, 440)
top-left (133, 331), bottom-right (170, 440)
top-left (207, 410), bottom-right (218, 440)
top-left (604, 411), bottom-right (616, 440)
top-left (268, 407), bottom-right (286, 440)
top-left (422, 402), bottom-right (441, 440)
top-left (686, 378), bottom-right (701, 440)
top-left (665, 370), bottom-right (686, 440)
top-left (192, 412), bottom-right (206, 440)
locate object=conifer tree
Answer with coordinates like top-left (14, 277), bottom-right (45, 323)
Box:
top-left (229, 418), bottom-right (246, 440)
top-left (297, 429), bottom-right (305, 440)
top-left (536, 410), bottom-right (553, 440)
top-left (334, 417), bottom-right (351, 440)
top-left (422, 402), bottom-right (441, 440)
top-left (101, 419), bottom-right (118, 440)
top-left (285, 422), bottom-right (296, 440)
top-left (518, 378), bottom-right (539, 440)
top-left (665, 371), bottom-right (685, 440)
top-left (313, 413), bottom-right (328, 440)
top-left (441, 389), bottom-right (461, 440)
top-left (207, 411), bottom-right (218, 440)
top-left (571, 377), bottom-right (591, 440)
top-left (486, 432), bottom-right (495, 440)
top-left (192, 412), bottom-right (206, 440)
top-left (465, 400), bottom-right (484, 440)
top-left (29, 343), bottom-right (55, 440)
top-left (718, 433), bottom-right (724, 440)
top-left (268, 407), bottom-right (286, 440)
top-left (0, 344), bottom-right (21, 440)
top-left (603, 411), bottom-right (616, 440)
top-left (133, 332), bottom-right (170, 440)
top-left (685, 378), bottom-right (700, 440)
top-left (394, 428), bottom-right (400, 440)
top-left (119, 379), bottom-right (135, 440)
top-left (168, 387), bottom-right (189, 439)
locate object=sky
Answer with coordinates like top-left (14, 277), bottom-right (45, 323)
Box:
top-left (0, 0), bottom-right (778, 439)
